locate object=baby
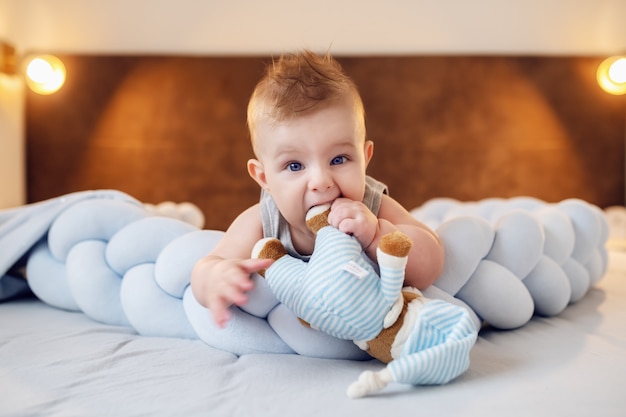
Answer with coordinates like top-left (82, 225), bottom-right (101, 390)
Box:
top-left (191, 50), bottom-right (444, 329)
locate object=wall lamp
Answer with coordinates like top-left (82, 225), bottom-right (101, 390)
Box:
top-left (597, 54), bottom-right (626, 96)
top-left (0, 41), bottom-right (66, 95)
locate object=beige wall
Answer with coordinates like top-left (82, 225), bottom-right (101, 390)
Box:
top-left (5, 0), bottom-right (626, 55)
top-left (1, 0), bottom-right (625, 208)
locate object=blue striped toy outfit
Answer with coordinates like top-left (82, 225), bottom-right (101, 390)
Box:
top-left (267, 226), bottom-right (403, 342)
top-left (388, 300), bottom-right (477, 385)
top-left (265, 224), bottom-right (477, 387)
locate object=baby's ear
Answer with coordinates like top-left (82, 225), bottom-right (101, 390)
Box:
top-left (305, 204), bottom-right (331, 234)
top-left (247, 159), bottom-right (268, 189)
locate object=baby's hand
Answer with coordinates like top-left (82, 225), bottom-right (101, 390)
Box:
top-left (329, 198), bottom-right (378, 249)
top-left (203, 257), bottom-right (273, 328)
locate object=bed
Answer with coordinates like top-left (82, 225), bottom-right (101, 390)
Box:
top-left (1, 247), bottom-right (624, 416)
top-left (2, 55), bottom-right (625, 416)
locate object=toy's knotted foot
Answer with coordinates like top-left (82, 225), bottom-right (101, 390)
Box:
top-left (347, 369), bottom-right (393, 398)
top-left (379, 231), bottom-right (412, 258)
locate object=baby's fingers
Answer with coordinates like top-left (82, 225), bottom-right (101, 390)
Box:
top-left (240, 258), bottom-right (274, 274)
top-left (210, 282), bottom-right (250, 327)
top-left (336, 217), bottom-right (357, 235)
top-left (210, 298), bottom-right (233, 328)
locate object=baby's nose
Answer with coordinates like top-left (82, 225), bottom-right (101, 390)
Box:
top-left (309, 168), bottom-right (334, 191)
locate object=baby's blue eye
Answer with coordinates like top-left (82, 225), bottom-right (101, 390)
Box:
top-left (287, 162), bottom-right (303, 172)
top-left (330, 156), bottom-right (347, 165)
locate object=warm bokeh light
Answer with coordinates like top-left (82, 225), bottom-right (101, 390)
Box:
top-left (597, 55), bottom-right (626, 95)
top-left (608, 57), bottom-right (626, 83)
top-left (25, 55), bottom-right (66, 95)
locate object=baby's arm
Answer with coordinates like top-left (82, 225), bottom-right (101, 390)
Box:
top-left (190, 204), bottom-right (273, 328)
top-left (329, 196), bottom-right (443, 290)
top-left (376, 196), bottom-right (443, 289)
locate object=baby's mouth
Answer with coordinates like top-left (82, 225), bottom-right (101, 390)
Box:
top-left (309, 195), bottom-right (341, 212)
top-left (309, 202), bottom-right (331, 213)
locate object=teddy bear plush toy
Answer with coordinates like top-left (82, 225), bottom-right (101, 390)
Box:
top-left (252, 204), bottom-right (478, 398)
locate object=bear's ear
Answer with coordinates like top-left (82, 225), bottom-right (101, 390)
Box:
top-left (251, 238), bottom-right (287, 277)
top-left (252, 237), bottom-right (287, 260)
top-left (306, 204), bottom-right (331, 234)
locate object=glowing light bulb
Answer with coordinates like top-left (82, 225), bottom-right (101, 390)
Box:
top-left (608, 57), bottom-right (626, 84)
top-left (26, 58), bottom-right (54, 82)
top-left (25, 55), bottom-right (66, 95)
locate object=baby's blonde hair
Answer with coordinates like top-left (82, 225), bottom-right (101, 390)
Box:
top-left (247, 50), bottom-right (366, 151)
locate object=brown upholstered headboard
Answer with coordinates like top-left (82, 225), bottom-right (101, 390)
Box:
top-left (26, 55), bottom-right (625, 230)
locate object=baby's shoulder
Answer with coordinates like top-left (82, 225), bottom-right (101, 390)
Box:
top-left (377, 194), bottom-right (415, 223)
top-left (226, 204), bottom-right (263, 235)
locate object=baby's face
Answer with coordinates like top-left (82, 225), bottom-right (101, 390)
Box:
top-left (253, 99), bottom-right (372, 236)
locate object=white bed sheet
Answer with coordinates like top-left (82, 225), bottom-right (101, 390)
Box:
top-left (1, 249), bottom-right (625, 417)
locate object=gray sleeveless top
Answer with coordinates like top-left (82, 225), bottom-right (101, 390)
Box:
top-left (260, 175), bottom-right (388, 261)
